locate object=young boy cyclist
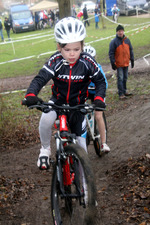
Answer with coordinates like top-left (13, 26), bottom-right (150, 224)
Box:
top-left (84, 45), bottom-right (110, 153)
top-left (23, 17), bottom-right (106, 170)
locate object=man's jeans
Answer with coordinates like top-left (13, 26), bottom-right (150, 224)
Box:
top-left (0, 29), bottom-right (4, 41)
top-left (117, 67), bottom-right (128, 96)
top-left (6, 29), bottom-right (10, 39)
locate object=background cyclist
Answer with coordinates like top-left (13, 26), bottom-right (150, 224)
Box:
top-left (23, 17), bottom-right (106, 170)
top-left (111, 4), bottom-right (120, 22)
top-left (84, 45), bottom-right (110, 153)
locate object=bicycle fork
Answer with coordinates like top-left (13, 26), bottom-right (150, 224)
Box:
top-left (86, 112), bottom-right (100, 140)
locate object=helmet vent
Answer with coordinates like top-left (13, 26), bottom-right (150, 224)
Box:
top-left (75, 23), bottom-right (78, 32)
top-left (57, 28), bottom-right (63, 35)
top-left (80, 29), bottom-right (84, 36)
top-left (61, 24), bottom-right (66, 34)
top-left (55, 33), bottom-right (62, 39)
top-left (68, 23), bottom-right (72, 33)
top-left (79, 25), bottom-right (82, 32)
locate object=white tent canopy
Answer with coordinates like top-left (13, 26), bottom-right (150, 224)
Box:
top-left (30, 0), bottom-right (58, 12)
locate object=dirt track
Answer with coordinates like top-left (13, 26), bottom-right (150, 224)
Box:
top-left (0, 59), bottom-right (150, 225)
top-left (0, 57), bottom-right (150, 93)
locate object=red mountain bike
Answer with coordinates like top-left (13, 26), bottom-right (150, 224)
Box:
top-left (22, 101), bottom-right (99, 225)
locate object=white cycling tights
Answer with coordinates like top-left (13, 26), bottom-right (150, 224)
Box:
top-left (39, 110), bottom-right (87, 153)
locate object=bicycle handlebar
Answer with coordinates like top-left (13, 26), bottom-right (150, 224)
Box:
top-left (22, 99), bottom-right (105, 113)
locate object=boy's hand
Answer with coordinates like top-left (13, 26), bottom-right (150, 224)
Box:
top-left (23, 95), bottom-right (43, 107)
top-left (94, 100), bottom-right (106, 111)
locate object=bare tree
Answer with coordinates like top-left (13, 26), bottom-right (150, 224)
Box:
top-left (57, 0), bottom-right (71, 19)
top-left (100, 0), bottom-right (106, 29)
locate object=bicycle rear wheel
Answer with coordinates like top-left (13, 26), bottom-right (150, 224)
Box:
top-left (93, 112), bottom-right (107, 157)
top-left (51, 143), bottom-right (96, 225)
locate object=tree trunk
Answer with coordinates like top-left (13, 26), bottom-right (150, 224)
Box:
top-left (100, 0), bottom-right (106, 29)
top-left (57, 0), bottom-right (71, 19)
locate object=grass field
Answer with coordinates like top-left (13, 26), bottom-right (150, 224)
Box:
top-left (0, 15), bottom-right (150, 146)
top-left (0, 15), bottom-right (150, 79)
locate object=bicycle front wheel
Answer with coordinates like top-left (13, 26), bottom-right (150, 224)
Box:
top-left (51, 143), bottom-right (96, 225)
top-left (93, 112), bottom-right (107, 157)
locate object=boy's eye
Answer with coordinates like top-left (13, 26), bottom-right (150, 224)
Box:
top-left (64, 48), bottom-right (80, 52)
top-left (64, 48), bottom-right (70, 51)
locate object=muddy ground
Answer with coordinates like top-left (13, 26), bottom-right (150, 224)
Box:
top-left (0, 58), bottom-right (150, 225)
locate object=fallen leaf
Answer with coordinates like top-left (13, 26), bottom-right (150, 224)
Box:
top-left (43, 196), bottom-right (48, 200)
top-left (144, 207), bottom-right (150, 214)
top-left (139, 222), bottom-right (146, 225)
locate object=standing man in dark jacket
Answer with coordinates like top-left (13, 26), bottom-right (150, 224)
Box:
top-left (109, 25), bottom-right (134, 99)
top-left (49, 9), bottom-right (55, 28)
top-left (4, 17), bottom-right (11, 40)
top-left (83, 4), bottom-right (90, 27)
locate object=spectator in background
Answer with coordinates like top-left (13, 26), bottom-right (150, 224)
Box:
top-left (109, 25), bottom-right (134, 100)
top-left (35, 12), bottom-right (39, 30)
top-left (4, 17), bottom-right (11, 41)
top-left (49, 9), bottom-right (55, 28)
top-left (83, 4), bottom-right (90, 27)
top-left (77, 11), bottom-right (83, 20)
top-left (94, 5), bottom-right (100, 29)
top-left (55, 9), bottom-right (59, 23)
top-left (39, 10), bottom-right (48, 29)
top-left (71, 4), bottom-right (77, 18)
top-left (0, 18), bottom-right (4, 42)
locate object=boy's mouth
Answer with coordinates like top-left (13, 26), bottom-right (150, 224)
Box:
top-left (69, 58), bottom-right (75, 62)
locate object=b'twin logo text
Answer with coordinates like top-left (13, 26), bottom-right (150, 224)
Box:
top-left (58, 74), bottom-right (85, 80)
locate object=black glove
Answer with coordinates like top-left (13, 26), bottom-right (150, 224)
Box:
top-left (131, 60), bottom-right (134, 68)
top-left (94, 100), bottom-right (106, 111)
top-left (112, 63), bottom-right (117, 70)
top-left (55, 99), bottom-right (62, 106)
top-left (25, 95), bottom-right (43, 107)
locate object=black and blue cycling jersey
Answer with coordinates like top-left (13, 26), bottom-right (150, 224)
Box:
top-left (88, 63), bottom-right (108, 95)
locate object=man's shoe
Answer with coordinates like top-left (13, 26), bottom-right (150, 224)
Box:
top-left (101, 143), bottom-right (110, 153)
top-left (119, 95), bottom-right (127, 100)
top-left (37, 147), bottom-right (51, 170)
top-left (124, 91), bottom-right (133, 96)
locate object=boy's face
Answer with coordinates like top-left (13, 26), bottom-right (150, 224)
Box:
top-left (58, 42), bottom-right (82, 64)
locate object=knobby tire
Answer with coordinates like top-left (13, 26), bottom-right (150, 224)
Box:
top-left (51, 143), bottom-right (96, 225)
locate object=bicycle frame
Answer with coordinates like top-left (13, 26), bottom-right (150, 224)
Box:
top-left (86, 111), bottom-right (100, 141)
top-left (54, 113), bottom-right (84, 199)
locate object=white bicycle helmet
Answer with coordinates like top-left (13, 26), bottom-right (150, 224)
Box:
top-left (83, 45), bottom-right (96, 57)
top-left (54, 17), bottom-right (86, 44)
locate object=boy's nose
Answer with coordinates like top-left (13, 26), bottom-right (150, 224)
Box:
top-left (70, 51), bottom-right (74, 56)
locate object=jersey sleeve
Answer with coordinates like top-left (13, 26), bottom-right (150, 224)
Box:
top-left (88, 60), bottom-right (106, 101)
top-left (26, 54), bottom-right (57, 96)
